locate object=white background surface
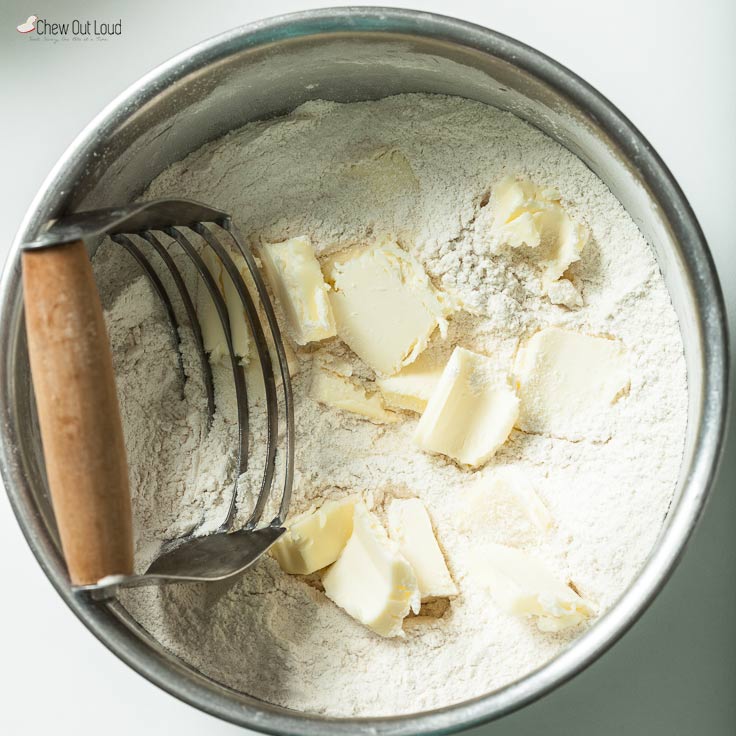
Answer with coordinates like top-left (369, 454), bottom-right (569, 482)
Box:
top-left (1, 1), bottom-right (734, 734)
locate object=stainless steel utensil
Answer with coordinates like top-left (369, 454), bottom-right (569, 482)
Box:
top-left (22, 199), bottom-right (294, 598)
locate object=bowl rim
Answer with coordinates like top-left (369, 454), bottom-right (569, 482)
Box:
top-left (0, 6), bottom-right (729, 735)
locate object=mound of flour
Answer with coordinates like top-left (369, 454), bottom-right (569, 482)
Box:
top-left (93, 94), bottom-right (687, 716)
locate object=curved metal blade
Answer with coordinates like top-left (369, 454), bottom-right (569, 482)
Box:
top-left (23, 198), bottom-right (228, 250)
top-left (145, 526), bottom-right (285, 582)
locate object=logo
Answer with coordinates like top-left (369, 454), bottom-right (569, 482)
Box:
top-left (15, 15), bottom-right (122, 41)
top-left (16, 15), bottom-right (38, 33)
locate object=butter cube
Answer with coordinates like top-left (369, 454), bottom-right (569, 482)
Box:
top-left (260, 236), bottom-right (336, 345)
top-left (514, 327), bottom-right (630, 441)
top-left (310, 367), bottom-right (398, 424)
top-left (471, 543), bottom-right (594, 632)
top-left (492, 177), bottom-right (543, 246)
top-left (414, 347), bottom-right (519, 467)
top-left (196, 248), bottom-right (227, 362)
top-left (322, 504), bottom-right (420, 637)
top-left (545, 278), bottom-right (583, 309)
top-left (388, 498), bottom-right (457, 600)
top-left (195, 248), bottom-right (253, 362)
top-left (463, 468), bottom-right (552, 544)
top-left (491, 468), bottom-right (552, 533)
top-left (221, 251), bottom-right (253, 361)
top-left (323, 242), bottom-right (451, 375)
top-left (245, 336), bottom-right (299, 405)
top-left (377, 350), bottom-right (445, 413)
top-left (491, 176), bottom-right (589, 288)
top-left (271, 497), bottom-right (358, 575)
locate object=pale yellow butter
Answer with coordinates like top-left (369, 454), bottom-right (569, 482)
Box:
top-left (514, 327), bottom-right (630, 441)
top-left (545, 278), bottom-right (583, 309)
top-left (414, 347), bottom-right (519, 467)
top-left (271, 497), bottom-right (358, 575)
top-left (196, 248), bottom-right (227, 362)
top-left (491, 176), bottom-right (589, 288)
top-left (470, 543), bottom-right (594, 632)
top-left (491, 468), bottom-right (552, 533)
top-left (245, 337), bottom-right (300, 405)
top-left (322, 504), bottom-right (420, 638)
top-left (388, 498), bottom-right (457, 600)
top-left (376, 350), bottom-right (445, 413)
top-left (323, 242), bottom-right (451, 376)
top-left (260, 236), bottom-right (336, 345)
top-left (310, 367), bottom-right (398, 424)
top-left (463, 468), bottom-right (552, 545)
top-left (221, 251), bottom-right (253, 361)
top-left (195, 248), bottom-right (252, 362)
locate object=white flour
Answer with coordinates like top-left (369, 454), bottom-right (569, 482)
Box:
top-left (93, 94), bottom-right (688, 717)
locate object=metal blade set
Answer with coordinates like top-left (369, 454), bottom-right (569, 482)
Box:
top-left (25, 200), bottom-right (295, 592)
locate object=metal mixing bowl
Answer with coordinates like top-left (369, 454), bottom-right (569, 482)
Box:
top-left (0, 8), bottom-right (728, 735)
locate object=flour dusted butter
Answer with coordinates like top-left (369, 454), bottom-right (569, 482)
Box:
top-left (245, 335), bottom-right (300, 405)
top-left (271, 497), bottom-right (358, 575)
top-left (310, 367), bottom-right (398, 424)
top-left (222, 250), bottom-right (254, 361)
top-left (196, 248), bottom-right (227, 362)
top-left (322, 504), bottom-right (420, 638)
top-left (414, 347), bottom-right (519, 467)
top-left (491, 176), bottom-right (588, 291)
top-left (260, 236), bottom-right (336, 345)
top-left (377, 350), bottom-right (445, 413)
top-left (463, 468), bottom-right (552, 545)
top-left (388, 498), bottom-right (457, 600)
top-left (196, 248), bottom-right (253, 362)
top-left (471, 543), bottom-right (594, 632)
top-left (514, 327), bottom-right (629, 441)
top-left (323, 242), bottom-right (451, 376)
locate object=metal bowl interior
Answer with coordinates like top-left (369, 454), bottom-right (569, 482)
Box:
top-left (0, 8), bottom-right (728, 736)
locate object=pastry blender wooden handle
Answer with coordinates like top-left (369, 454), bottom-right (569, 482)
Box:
top-left (22, 241), bottom-right (133, 586)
